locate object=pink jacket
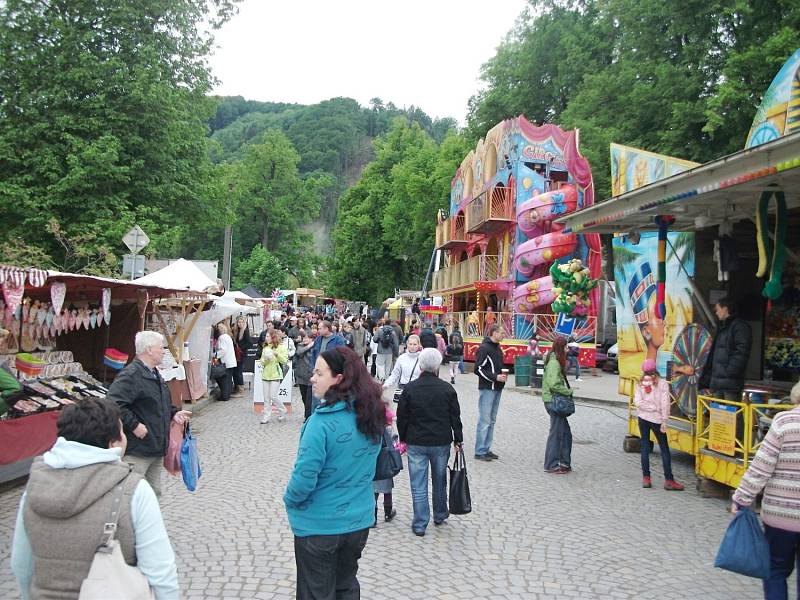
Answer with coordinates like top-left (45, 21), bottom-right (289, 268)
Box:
top-left (634, 378), bottom-right (670, 425)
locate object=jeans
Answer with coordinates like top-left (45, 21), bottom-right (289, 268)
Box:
top-left (543, 403), bottom-right (572, 471)
top-left (567, 356), bottom-right (581, 379)
top-left (475, 388), bottom-right (502, 456)
top-left (233, 361), bottom-right (244, 387)
top-left (764, 524), bottom-right (800, 600)
top-left (294, 528), bottom-right (369, 600)
top-left (637, 417), bottom-right (673, 480)
top-left (407, 445), bottom-right (451, 532)
top-left (458, 358), bottom-right (465, 374)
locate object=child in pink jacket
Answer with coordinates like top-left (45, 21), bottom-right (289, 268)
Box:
top-left (634, 359), bottom-right (684, 491)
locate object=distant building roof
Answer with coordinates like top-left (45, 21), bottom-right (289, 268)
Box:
top-left (241, 285), bottom-right (265, 298)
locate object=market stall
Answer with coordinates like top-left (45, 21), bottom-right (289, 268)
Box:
top-left (555, 50), bottom-right (800, 488)
top-left (0, 266), bottom-right (186, 482)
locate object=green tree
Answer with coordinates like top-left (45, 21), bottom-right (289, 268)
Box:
top-left (232, 246), bottom-right (287, 293)
top-left (0, 0), bottom-right (238, 271)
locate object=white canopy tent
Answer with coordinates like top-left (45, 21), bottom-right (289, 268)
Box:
top-left (134, 258), bottom-right (221, 293)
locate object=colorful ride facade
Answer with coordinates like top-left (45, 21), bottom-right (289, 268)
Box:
top-left (430, 116), bottom-right (602, 364)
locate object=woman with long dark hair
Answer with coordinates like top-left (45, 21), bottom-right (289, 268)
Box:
top-left (284, 346), bottom-right (385, 599)
top-left (541, 336), bottom-right (574, 474)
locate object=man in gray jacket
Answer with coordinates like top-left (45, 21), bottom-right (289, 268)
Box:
top-left (375, 320), bottom-right (399, 382)
top-left (350, 319), bottom-right (371, 365)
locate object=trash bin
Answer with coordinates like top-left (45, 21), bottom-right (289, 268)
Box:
top-left (514, 355), bottom-right (531, 387)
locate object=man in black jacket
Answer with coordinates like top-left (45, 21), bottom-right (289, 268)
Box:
top-left (397, 348), bottom-right (463, 536)
top-left (707, 297), bottom-right (752, 401)
top-left (473, 324), bottom-right (508, 461)
top-left (107, 330), bottom-right (191, 497)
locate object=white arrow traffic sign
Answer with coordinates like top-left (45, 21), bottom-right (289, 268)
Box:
top-left (122, 225), bottom-right (150, 254)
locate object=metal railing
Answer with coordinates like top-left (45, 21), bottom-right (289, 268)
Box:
top-left (435, 215), bottom-right (468, 248)
top-left (466, 186), bottom-right (514, 232)
top-left (442, 311), bottom-right (597, 342)
top-left (430, 255), bottom-right (500, 293)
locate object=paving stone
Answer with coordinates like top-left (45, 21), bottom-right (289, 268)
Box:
top-left (0, 375), bottom-right (775, 598)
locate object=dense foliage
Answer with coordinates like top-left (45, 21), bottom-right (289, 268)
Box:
top-left (467, 0), bottom-right (800, 200)
top-left (0, 0), bottom-right (240, 274)
top-left (327, 119), bottom-right (469, 304)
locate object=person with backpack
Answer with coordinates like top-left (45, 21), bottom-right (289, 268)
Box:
top-left (375, 320), bottom-right (398, 382)
top-left (445, 325), bottom-right (464, 385)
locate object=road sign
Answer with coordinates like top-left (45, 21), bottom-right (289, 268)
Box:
top-left (122, 254), bottom-right (146, 279)
top-left (555, 313), bottom-right (577, 336)
top-left (122, 225), bottom-right (150, 254)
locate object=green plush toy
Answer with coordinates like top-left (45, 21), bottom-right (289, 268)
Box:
top-left (549, 258), bottom-right (598, 316)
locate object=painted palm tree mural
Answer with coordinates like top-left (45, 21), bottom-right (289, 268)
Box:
top-left (612, 231), bottom-right (695, 395)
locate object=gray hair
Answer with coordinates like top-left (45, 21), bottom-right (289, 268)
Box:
top-left (791, 381), bottom-right (800, 405)
top-left (418, 348), bottom-right (442, 373)
top-left (135, 330), bottom-right (164, 355)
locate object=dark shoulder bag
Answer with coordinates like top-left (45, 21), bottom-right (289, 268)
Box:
top-left (374, 427), bottom-right (403, 480)
top-left (549, 356), bottom-right (575, 417)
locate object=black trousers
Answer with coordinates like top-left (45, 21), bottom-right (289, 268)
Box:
top-left (216, 367), bottom-right (235, 400)
top-left (233, 360), bottom-right (244, 387)
top-left (294, 528), bottom-right (369, 600)
top-left (299, 384), bottom-right (312, 420)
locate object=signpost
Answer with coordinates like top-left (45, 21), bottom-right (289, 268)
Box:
top-left (122, 225), bottom-right (150, 280)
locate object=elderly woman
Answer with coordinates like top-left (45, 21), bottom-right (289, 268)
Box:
top-left (397, 348), bottom-right (463, 537)
top-left (284, 347), bottom-right (385, 599)
top-left (732, 381), bottom-right (800, 599)
top-left (215, 323), bottom-right (237, 401)
top-left (11, 398), bottom-right (179, 599)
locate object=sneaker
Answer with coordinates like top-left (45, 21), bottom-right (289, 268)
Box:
top-left (545, 467), bottom-right (567, 474)
top-left (575, 378), bottom-right (583, 382)
top-left (664, 479), bottom-right (684, 491)
top-left (260, 418), bottom-right (270, 425)
top-left (474, 454), bottom-right (492, 461)
top-left (413, 529), bottom-right (425, 537)
top-left (450, 378), bottom-right (455, 384)
top-left (642, 476), bottom-right (652, 488)
top-left (278, 415), bottom-right (285, 422)
top-left (384, 508), bottom-right (397, 522)
top-left (486, 451), bottom-right (500, 460)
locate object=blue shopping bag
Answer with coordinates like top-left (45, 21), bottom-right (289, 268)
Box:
top-left (180, 423), bottom-right (202, 492)
top-left (714, 507), bottom-right (771, 579)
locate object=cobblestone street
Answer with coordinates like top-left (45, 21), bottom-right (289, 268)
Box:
top-left (1, 375), bottom-right (760, 599)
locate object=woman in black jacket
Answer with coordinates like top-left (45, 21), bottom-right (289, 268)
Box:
top-left (232, 317), bottom-right (252, 397)
top-left (397, 348), bottom-right (463, 536)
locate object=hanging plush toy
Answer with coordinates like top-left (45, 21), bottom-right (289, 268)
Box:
top-left (549, 258), bottom-right (598, 316)
top-left (654, 216), bottom-right (675, 320)
top-left (755, 188), bottom-right (787, 300)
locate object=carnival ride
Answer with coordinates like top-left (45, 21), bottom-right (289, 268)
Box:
top-left (430, 116), bottom-right (603, 364)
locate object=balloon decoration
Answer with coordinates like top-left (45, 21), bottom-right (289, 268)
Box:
top-left (755, 188), bottom-right (787, 300)
top-left (549, 258), bottom-right (598, 317)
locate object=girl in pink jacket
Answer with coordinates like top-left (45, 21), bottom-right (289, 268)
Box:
top-left (634, 359), bottom-right (684, 491)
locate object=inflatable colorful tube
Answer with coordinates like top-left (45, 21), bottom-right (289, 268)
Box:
top-left (516, 185), bottom-right (578, 237)
top-left (514, 232), bottom-right (577, 277)
top-left (512, 275), bottom-right (557, 313)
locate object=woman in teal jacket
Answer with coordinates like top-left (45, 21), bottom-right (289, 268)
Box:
top-left (542, 336), bottom-right (574, 474)
top-left (284, 346), bottom-right (385, 599)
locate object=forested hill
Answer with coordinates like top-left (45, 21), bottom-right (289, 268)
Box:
top-left (207, 96), bottom-right (457, 240)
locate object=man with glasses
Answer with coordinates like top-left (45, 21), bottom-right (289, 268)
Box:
top-left (107, 330), bottom-right (191, 497)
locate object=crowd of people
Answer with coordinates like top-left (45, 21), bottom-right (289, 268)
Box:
top-left (11, 295), bottom-right (800, 600)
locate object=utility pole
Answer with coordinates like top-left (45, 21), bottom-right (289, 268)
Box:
top-left (222, 225), bottom-right (232, 290)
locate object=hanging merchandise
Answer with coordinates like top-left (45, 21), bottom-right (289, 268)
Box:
top-left (103, 349), bottom-right (129, 370)
top-left (755, 188), bottom-right (787, 300)
top-left (2, 279), bottom-right (25, 314)
top-left (654, 215), bottom-right (675, 320)
top-left (549, 258), bottom-right (598, 316)
top-left (101, 288), bottom-right (111, 325)
top-left (51, 282), bottom-right (66, 315)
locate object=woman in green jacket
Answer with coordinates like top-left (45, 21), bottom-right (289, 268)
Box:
top-left (260, 329), bottom-right (289, 424)
top-left (542, 336), bottom-right (573, 474)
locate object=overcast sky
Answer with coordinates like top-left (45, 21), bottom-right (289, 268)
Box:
top-left (208, 0), bottom-right (529, 124)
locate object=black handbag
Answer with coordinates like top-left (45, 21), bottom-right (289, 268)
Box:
top-left (210, 362), bottom-right (227, 379)
top-left (448, 447), bottom-right (472, 515)
top-left (373, 427), bottom-right (403, 480)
